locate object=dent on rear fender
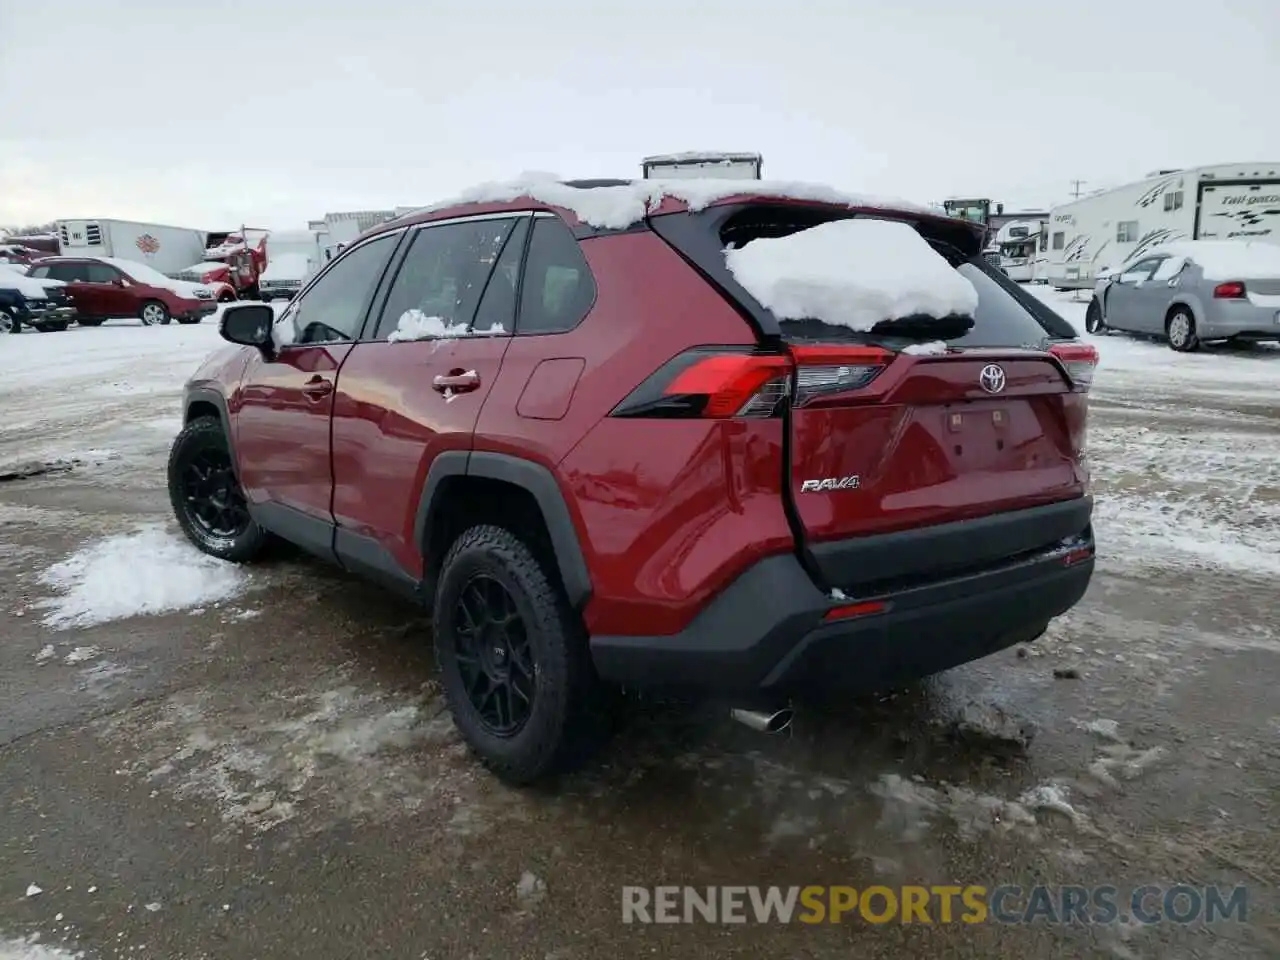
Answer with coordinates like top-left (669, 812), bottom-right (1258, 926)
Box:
top-left (560, 416), bottom-right (794, 637)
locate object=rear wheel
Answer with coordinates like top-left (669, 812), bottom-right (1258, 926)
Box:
top-left (433, 524), bottom-right (608, 785)
top-left (1167, 308), bottom-right (1199, 352)
top-left (1084, 299), bottom-right (1106, 334)
top-left (176, 316), bottom-right (202, 325)
top-left (140, 300), bottom-right (170, 326)
top-left (167, 417), bottom-right (267, 562)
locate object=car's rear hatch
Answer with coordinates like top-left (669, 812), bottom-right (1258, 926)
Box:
top-left (647, 199), bottom-right (1096, 590)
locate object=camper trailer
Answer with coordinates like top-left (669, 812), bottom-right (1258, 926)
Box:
top-left (994, 219), bottom-right (1047, 282)
top-left (1046, 162), bottom-right (1280, 289)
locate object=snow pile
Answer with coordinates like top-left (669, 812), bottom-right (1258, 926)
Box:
top-left (902, 340), bottom-right (950, 355)
top-left (1143, 241), bottom-right (1280, 280)
top-left (0, 937), bottom-right (84, 960)
top-left (406, 175), bottom-right (937, 231)
top-left (386, 309), bottom-right (505, 342)
top-left (37, 525), bottom-right (246, 629)
top-left (724, 218), bottom-right (979, 331)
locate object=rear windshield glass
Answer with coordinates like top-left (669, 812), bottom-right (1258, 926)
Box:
top-left (717, 206), bottom-right (1076, 348)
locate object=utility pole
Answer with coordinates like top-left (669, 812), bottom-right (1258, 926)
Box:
top-left (1069, 179), bottom-right (1087, 199)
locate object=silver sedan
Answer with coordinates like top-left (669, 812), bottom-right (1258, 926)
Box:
top-left (1085, 241), bottom-right (1280, 351)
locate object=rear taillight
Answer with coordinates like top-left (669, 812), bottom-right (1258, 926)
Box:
top-left (610, 348), bottom-right (792, 419)
top-left (1048, 342), bottom-right (1099, 393)
top-left (611, 344), bottom-right (893, 419)
top-left (1213, 281), bottom-right (1246, 299)
top-left (789, 344), bottom-right (892, 408)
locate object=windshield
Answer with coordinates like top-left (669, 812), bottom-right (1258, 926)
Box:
top-left (945, 201), bottom-right (988, 223)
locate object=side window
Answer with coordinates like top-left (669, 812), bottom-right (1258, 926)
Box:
top-left (516, 217), bottom-right (597, 335)
top-left (472, 218), bottom-right (528, 334)
top-left (1116, 221), bottom-right (1139, 243)
top-left (85, 264), bottom-right (119, 284)
top-left (1052, 232), bottom-right (1065, 250)
top-left (1163, 191), bottom-right (1184, 212)
top-left (1119, 258), bottom-right (1160, 282)
top-left (28, 265), bottom-right (50, 279)
top-left (286, 233), bottom-right (398, 345)
top-left (374, 218), bottom-right (517, 341)
top-left (49, 263), bottom-right (86, 282)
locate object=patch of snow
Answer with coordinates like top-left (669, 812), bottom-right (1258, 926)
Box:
top-left (64, 646), bottom-right (100, 664)
top-left (725, 218), bottom-right (978, 331)
top-left (25, 884), bottom-right (42, 897)
top-left (34, 645), bottom-right (55, 663)
top-left (406, 176), bottom-right (937, 231)
top-left (0, 937), bottom-right (84, 960)
top-left (386, 309), bottom-right (505, 342)
top-left (515, 870), bottom-right (547, 908)
top-left (36, 525), bottom-right (245, 629)
top-left (1143, 240), bottom-right (1280, 280)
top-left (901, 340), bottom-right (950, 355)
top-left (1018, 782), bottom-right (1085, 826)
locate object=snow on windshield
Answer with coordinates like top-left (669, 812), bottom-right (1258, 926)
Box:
top-left (405, 176), bottom-right (940, 231)
top-left (723, 218), bottom-right (979, 331)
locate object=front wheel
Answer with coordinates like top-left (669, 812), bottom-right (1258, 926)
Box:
top-left (139, 300), bottom-right (170, 326)
top-left (1167, 308), bottom-right (1200, 352)
top-left (433, 524), bottom-right (609, 785)
top-left (76, 317), bottom-right (105, 327)
top-left (1084, 299), bottom-right (1106, 334)
top-left (0, 309), bottom-right (17, 334)
top-left (167, 416), bottom-right (268, 562)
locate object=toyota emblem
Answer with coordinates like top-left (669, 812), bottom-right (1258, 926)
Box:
top-left (979, 363), bottom-right (1007, 394)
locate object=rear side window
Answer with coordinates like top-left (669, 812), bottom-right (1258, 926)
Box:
top-left (85, 264), bottom-right (118, 284)
top-left (28, 265), bottom-right (50, 279)
top-left (516, 218), bottom-right (596, 335)
top-left (373, 218), bottom-right (518, 340)
top-left (48, 263), bottom-right (87, 282)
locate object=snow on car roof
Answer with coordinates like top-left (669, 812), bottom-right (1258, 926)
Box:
top-left (400, 176), bottom-right (942, 231)
top-left (1144, 240), bottom-right (1280, 280)
top-left (724, 217), bottom-right (979, 332)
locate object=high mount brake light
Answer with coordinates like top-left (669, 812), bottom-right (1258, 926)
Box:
top-left (1048, 342), bottom-right (1099, 393)
top-left (610, 345), bottom-right (893, 420)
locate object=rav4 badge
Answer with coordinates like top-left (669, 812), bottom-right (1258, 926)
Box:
top-left (800, 476), bottom-right (861, 492)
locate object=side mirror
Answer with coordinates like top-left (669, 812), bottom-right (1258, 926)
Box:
top-left (220, 303), bottom-right (274, 352)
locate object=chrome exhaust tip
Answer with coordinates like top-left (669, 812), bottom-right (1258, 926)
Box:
top-left (730, 706), bottom-right (794, 734)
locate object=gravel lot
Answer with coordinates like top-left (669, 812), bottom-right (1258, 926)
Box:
top-left (2, 293), bottom-right (1277, 959)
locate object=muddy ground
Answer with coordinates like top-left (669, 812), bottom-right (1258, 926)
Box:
top-left (1, 310), bottom-right (1277, 959)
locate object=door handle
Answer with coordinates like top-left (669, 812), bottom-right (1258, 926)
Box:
top-left (301, 375), bottom-right (333, 399)
top-left (433, 370), bottom-right (480, 393)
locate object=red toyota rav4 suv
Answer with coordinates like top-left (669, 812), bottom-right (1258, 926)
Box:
top-left (168, 179), bottom-right (1097, 784)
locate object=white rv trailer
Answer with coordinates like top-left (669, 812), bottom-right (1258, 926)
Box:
top-left (994, 219), bottom-right (1046, 282)
top-left (641, 151), bottom-right (763, 180)
top-left (1045, 162), bottom-right (1280, 289)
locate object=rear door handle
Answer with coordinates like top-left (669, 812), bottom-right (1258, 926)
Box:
top-left (301, 375), bottom-right (333, 399)
top-left (433, 370), bottom-right (480, 393)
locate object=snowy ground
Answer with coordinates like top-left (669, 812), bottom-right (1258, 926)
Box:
top-left (1, 297), bottom-right (1278, 958)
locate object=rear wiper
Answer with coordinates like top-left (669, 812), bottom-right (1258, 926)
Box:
top-left (869, 313), bottom-right (975, 340)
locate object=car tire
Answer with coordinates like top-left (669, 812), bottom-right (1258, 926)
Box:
top-left (0, 309), bottom-right (18, 334)
top-left (76, 318), bottom-right (105, 327)
top-left (1084, 300), bottom-right (1107, 334)
top-left (140, 300), bottom-right (170, 326)
top-left (433, 524), bottom-right (610, 785)
top-left (167, 416), bottom-right (268, 563)
top-left (1166, 308), bottom-right (1199, 352)
top-left (177, 317), bottom-right (201, 325)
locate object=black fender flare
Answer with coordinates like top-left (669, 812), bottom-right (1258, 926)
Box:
top-left (182, 386), bottom-right (241, 479)
top-left (415, 451), bottom-right (593, 610)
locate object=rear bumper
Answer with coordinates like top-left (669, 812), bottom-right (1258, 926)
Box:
top-left (590, 512), bottom-right (1095, 696)
top-left (1202, 301), bottom-right (1280, 340)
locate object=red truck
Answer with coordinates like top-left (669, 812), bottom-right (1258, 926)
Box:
top-left (171, 228), bottom-right (270, 301)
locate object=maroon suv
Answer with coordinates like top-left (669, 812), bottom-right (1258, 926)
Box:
top-left (30, 256), bottom-right (217, 326)
top-left (168, 180), bottom-right (1098, 784)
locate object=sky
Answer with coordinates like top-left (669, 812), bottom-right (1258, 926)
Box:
top-left (2, 0), bottom-right (1278, 230)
